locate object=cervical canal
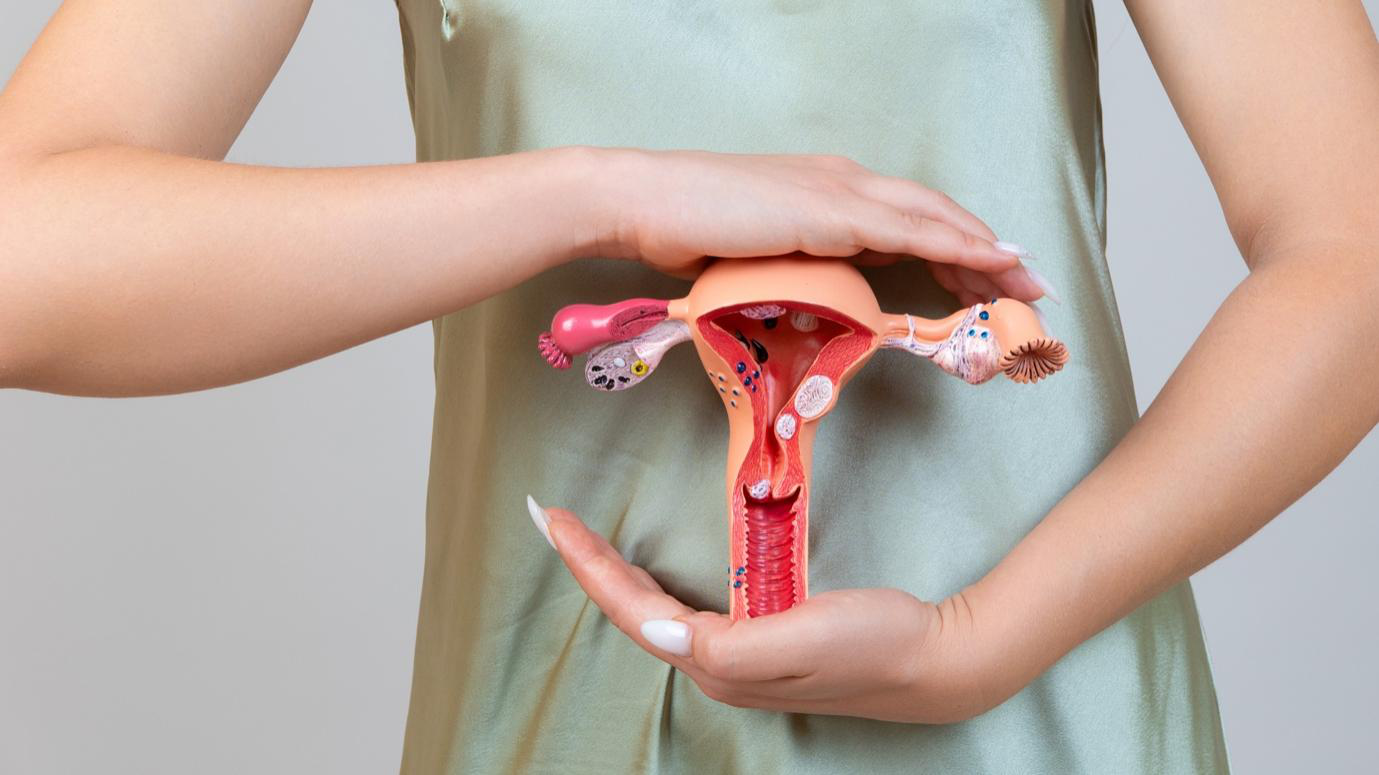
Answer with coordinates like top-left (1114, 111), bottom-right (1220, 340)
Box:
top-left (742, 489), bottom-right (801, 617)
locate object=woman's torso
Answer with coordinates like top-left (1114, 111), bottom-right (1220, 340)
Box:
top-left (391, 1), bottom-right (1229, 772)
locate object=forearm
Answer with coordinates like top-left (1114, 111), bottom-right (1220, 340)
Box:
top-left (963, 237), bottom-right (1379, 698)
top-left (0, 145), bottom-right (599, 395)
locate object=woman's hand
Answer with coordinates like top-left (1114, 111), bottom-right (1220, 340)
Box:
top-left (531, 500), bottom-right (1009, 724)
top-left (585, 148), bottom-right (1055, 304)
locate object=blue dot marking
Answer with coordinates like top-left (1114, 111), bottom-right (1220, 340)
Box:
top-left (979, 310), bottom-right (989, 320)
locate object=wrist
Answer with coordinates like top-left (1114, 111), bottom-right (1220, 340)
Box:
top-left (953, 568), bottom-right (1068, 708)
top-left (547, 145), bottom-right (643, 263)
top-left (917, 589), bottom-right (1012, 721)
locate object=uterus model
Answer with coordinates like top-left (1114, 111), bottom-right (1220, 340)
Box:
top-left (537, 256), bottom-right (1068, 620)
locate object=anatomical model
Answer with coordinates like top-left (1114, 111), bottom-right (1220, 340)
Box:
top-left (537, 255), bottom-right (1069, 620)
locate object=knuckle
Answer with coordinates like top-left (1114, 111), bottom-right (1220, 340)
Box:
top-left (601, 607), bottom-right (630, 633)
top-left (799, 174), bottom-right (851, 196)
top-left (888, 177), bottom-right (927, 197)
top-left (719, 693), bottom-right (753, 709)
top-left (698, 637), bottom-right (738, 679)
top-left (814, 153), bottom-right (862, 173)
top-left (797, 213), bottom-right (861, 257)
top-left (817, 153), bottom-right (848, 167)
top-left (698, 680), bottom-right (750, 708)
top-left (696, 679), bottom-right (730, 704)
top-left (842, 220), bottom-right (868, 255)
top-left (793, 224), bottom-right (826, 254)
top-left (900, 210), bottom-right (931, 233)
top-left (585, 553), bottom-right (620, 580)
top-left (960, 229), bottom-right (985, 256)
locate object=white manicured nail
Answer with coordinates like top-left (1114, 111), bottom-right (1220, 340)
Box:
top-left (526, 495), bottom-right (555, 550)
top-left (1022, 265), bottom-right (1062, 305)
top-left (1030, 300), bottom-right (1051, 331)
top-left (640, 619), bottom-right (693, 656)
top-left (994, 241), bottom-right (1036, 260)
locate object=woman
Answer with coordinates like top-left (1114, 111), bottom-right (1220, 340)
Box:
top-left (2, 1), bottom-right (1376, 773)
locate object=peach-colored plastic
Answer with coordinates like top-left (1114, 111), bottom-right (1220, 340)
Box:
top-left (538, 255), bottom-right (1068, 620)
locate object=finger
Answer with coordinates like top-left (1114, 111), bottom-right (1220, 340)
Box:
top-left (564, 517), bottom-right (665, 593)
top-left (928, 263), bottom-right (985, 306)
top-left (773, 156), bottom-right (1021, 272)
top-left (850, 175), bottom-right (999, 241)
top-left (543, 507), bottom-right (694, 640)
top-left (847, 249), bottom-right (903, 267)
top-left (695, 670), bottom-right (868, 709)
top-left (787, 156), bottom-right (1003, 246)
top-left (565, 524), bottom-right (667, 590)
top-left (847, 202), bottom-right (1021, 274)
top-left (699, 677), bottom-right (928, 720)
top-left (672, 603), bottom-right (833, 682)
top-left (986, 261), bottom-right (1057, 303)
top-left (688, 673), bottom-right (828, 712)
top-left (858, 248), bottom-right (1024, 306)
top-left (858, 240), bottom-right (1044, 306)
top-left (628, 564), bottom-right (665, 593)
top-left (951, 265), bottom-right (1004, 301)
top-left (659, 255), bottom-right (711, 282)
top-left (785, 153), bottom-right (866, 174)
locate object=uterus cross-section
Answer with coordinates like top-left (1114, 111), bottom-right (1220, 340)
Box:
top-left (537, 256), bottom-right (1069, 621)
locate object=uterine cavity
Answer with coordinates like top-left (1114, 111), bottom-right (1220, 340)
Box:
top-left (699, 304), bottom-right (874, 618)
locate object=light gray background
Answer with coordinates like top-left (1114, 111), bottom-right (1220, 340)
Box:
top-left (1, 2), bottom-right (1374, 773)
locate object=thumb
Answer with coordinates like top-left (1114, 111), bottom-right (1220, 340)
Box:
top-left (672, 609), bottom-right (819, 682)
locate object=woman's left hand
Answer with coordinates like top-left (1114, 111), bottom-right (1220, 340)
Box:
top-left (533, 502), bottom-right (1009, 724)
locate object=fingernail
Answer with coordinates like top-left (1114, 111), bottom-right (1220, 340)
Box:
top-left (994, 240), bottom-right (1036, 260)
top-left (1029, 300), bottom-right (1050, 331)
top-left (640, 619), bottom-right (693, 656)
top-left (526, 494), bottom-right (556, 550)
top-left (1022, 265), bottom-right (1062, 305)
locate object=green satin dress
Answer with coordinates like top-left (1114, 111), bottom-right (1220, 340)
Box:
top-left (391, 1), bottom-right (1231, 772)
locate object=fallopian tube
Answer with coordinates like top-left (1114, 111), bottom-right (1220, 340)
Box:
top-left (537, 255), bottom-right (1069, 621)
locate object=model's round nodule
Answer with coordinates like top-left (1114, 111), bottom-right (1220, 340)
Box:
top-left (775, 412), bottom-right (797, 440)
top-left (793, 375), bottom-right (834, 419)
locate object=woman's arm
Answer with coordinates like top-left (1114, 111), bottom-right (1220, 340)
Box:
top-left (959, 0), bottom-right (1379, 710)
top-left (527, 0), bottom-right (1379, 724)
top-left (0, 0), bottom-right (1036, 397)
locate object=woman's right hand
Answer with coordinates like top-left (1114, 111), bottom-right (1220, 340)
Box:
top-left (583, 148), bottom-right (1049, 303)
